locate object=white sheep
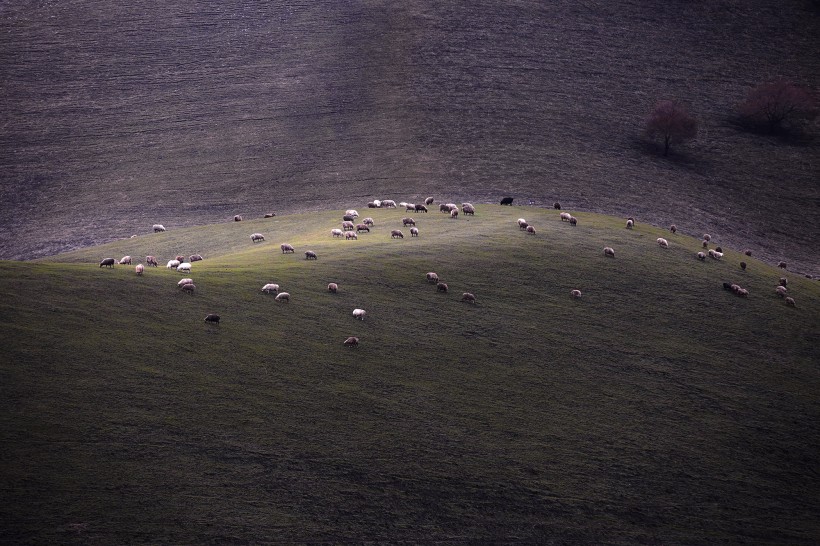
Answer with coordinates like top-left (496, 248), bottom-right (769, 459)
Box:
top-left (382, 200), bottom-right (396, 208)
top-left (526, 225), bottom-right (536, 234)
top-left (275, 292), bottom-right (290, 303)
top-left (328, 283), bottom-right (338, 293)
top-left (343, 336), bottom-right (359, 348)
top-left (518, 218), bottom-right (528, 229)
top-left (167, 259), bottom-right (181, 269)
top-left (462, 292), bottom-right (476, 303)
top-left (462, 202), bottom-right (474, 209)
top-left (281, 243), bottom-right (295, 254)
top-left (450, 208), bottom-right (459, 219)
top-left (342, 221), bottom-right (355, 231)
top-left (570, 289), bottom-right (582, 299)
top-left (177, 262), bottom-right (192, 273)
top-left (345, 209), bottom-right (359, 218)
top-left (373, 199), bottom-right (381, 208)
top-left (560, 212), bottom-right (571, 222)
top-left (250, 233), bottom-right (265, 242)
top-left (363, 218), bottom-right (374, 226)
top-left (463, 204), bottom-right (475, 215)
top-left (345, 231), bottom-right (358, 240)
top-left (135, 264), bottom-right (144, 276)
top-left (697, 251), bottom-right (706, 261)
top-left (626, 219), bottom-right (634, 229)
top-left (153, 224), bottom-right (166, 233)
top-left (119, 256), bottom-right (132, 265)
top-left (703, 234), bottom-right (711, 242)
top-left (604, 247), bottom-right (615, 257)
top-left (353, 308), bottom-right (366, 320)
top-left (181, 283), bottom-right (196, 294)
top-left (406, 203), bottom-right (416, 211)
top-left (426, 272), bottom-right (439, 284)
top-left (775, 285), bottom-right (787, 298)
top-left (657, 238), bottom-right (668, 248)
top-left (785, 296), bottom-right (795, 307)
top-left (262, 283), bottom-right (279, 294)
top-left (178, 278), bottom-right (194, 287)
top-left (391, 230), bottom-right (404, 239)
top-left (410, 227), bottom-right (419, 237)
top-left (331, 228), bottom-right (344, 238)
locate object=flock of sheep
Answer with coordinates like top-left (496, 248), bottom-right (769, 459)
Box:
top-left (99, 199), bottom-right (800, 347)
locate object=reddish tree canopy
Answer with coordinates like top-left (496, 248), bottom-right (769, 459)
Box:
top-left (738, 79), bottom-right (817, 133)
top-left (645, 100), bottom-right (698, 156)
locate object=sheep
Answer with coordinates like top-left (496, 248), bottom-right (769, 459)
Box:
top-left (561, 212), bottom-right (572, 222)
top-left (264, 213), bottom-right (276, 218)
top-left (415, 204), bottom-right (428, 213)
top-left (703, 234), bottom-right (711, 242)
top-left (744, 250), bottom-right (752, 257)
top-left (569, 216), bottom-right (577, 226)
top-left (328, 283), bottom-right (338, 294)
top-left (450, 208), bottom-right (459, 219)
top-left (657, 238), bottom-right (668, 248)
top-left (261, 283), bottom-right (279, 294)
top-left (175, 255), bottom-right (185, 263)
top-left (181, 283), bottom-right (196, 294)
top-left (740, 261), bottom-right (747, 270)
top-left (775, 285), bottom-right (788, 297)
top-left (99, 258), bottom-right (116, 268)
top-left (426, 272), bottom-right (439, 284)
top-left (373, 199), bottom-right (381, 208)
top-left (425, 197), bottom-right (434, 205)
top-left (723, 282), bottom-right (734, 291)
top-left (410, 227), bottom-right (419, 237)
top-left (167, 259), bottom-right (181, 269)
top-left (737, 288), bottom-right (749, 297)
top-left (670, 224), bottom-right (677, 233)
top-left (462, 292), bottom-right (476, 303)
top-left (345, 231), bottom-right (358, 240)
top-left (305, 250), bottom-right (317, 260)
top-left (178, 278), bottom-right (194, 287)
top-left (778, 261), bottom-right (787, 269)
top-left (730, 284), bottom-right (741, 294)
top-left (709, 250), bottom-right (723, 260)
top-left (146, 256), bottom-right (159, 267)
top-left (234, 215), bottom-right (243, 222)
top-left (135, 264), bottom-right (144, 275)
top-left (702, 240), bottom-right (709, 248)
top-left (342, 221), bottom-right (355, 231)
top-left (275, 292), bottom-right (290, 303)
top-left (343, 336), bottom-right (359, 348)
top-left (626, 219), bottom-right (634, 229)
top-left (356, 224), bottom-right (370, 233)
top-left (353, 308), bottom-right (366, 320)
top-left (779, 277), bottom-right (788, 287)
top-left (382, 200), bottom-right (396, 208)
top-left (715, 246), bottom-right (723, 253)
top-left (500, 197), bottom-right (514, 205)
top-left (518, 218), bottom-right (528, 230)
top-left (345, 209), bottom-right (359, 218)
top-left (697, 252), bottom-right (706, 261)
top-left (189, 254), bottom-right (203, 262)
top-left (363, 217), bottom-right (374, 226)
top-left (343, 214), bottom-right (355, 222)
top-left (250, 233), bottom-right (265, 243)
top-left (367, 201), bottom-right (377, 208)
top-left (785, 297), bottom-right (795, 307)
top-left (463, 204), bottom-right (475, 215)
top-left (119, 256), bottom-right (132, 265)
top-left (554, 202), bottom-right (561, 210)
top-left (204, 313), bottom-right (220, 324)
top-left (437, 282), bottom-right (448, 293)
top-left (440, 203), bottom-right (452, 212)
top-left (391, 230), bottom-right (404, 239)
top-left (331, 228), bottom-right (344, 238)
top-left (570, 289), bottom-right (582, 299)
top-left (280, 244), bottom-right (295, 254)
top-left (402, 217), bottom-right (416, 226)
top-left (153, 224), bottom-right (166, 233)
top-left (604, 247), bottom-right (615, 257)
top-left (177, 262), bottom-right (192, 273)
top-left (406, 203), bottom-right (416, 212)
top-left (526, 225), bottom-right (536, 234)
top-left (462, 202), bottom-right (474, 209)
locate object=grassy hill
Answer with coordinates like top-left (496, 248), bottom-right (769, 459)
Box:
top-left (2, 206), bottom-right (819, 543)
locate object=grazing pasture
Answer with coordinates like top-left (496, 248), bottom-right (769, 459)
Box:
top-left (2, 206), bottom-right (819, 543)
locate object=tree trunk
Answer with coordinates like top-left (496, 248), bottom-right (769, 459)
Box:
top-left (663, 135), bottom-right (671, 156)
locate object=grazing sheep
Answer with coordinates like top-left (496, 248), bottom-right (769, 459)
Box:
top-left (740, 262), bottom-right (747, 270)
top-left (425, 196), bottom-right (434, 205)
top-left (554, 202), bottom-right (561, 210)
top-left (744, 249), bottom-right (752, 256)
top-left (569, 216), bottom-right (577, 226)
top-left (119, 256), bottom-right (132, 265)
top-left (730, 284), bottom-right (741, 294)
top-left (153, 224), bottom-right (166, 233)
top-left (703, 234), bottom-right (711, 242)
top-left (281, 244), bottom-right (295, 254)
top-left (780, 277), bottom-right (788, 287)
top-left (190, 254), bottom-right (203, 262)
top-left (462, 202), bottom-right (474, 209)
top-left (426, 272), bottom-right (439, 283)
top-left (710, 251), bottom-right (723, 260)
top-left (450, 208), bottom-right (459, 219)
top-left (234, 215), bottom-right (242, 222)
top-left (343, 336), bottom-right (359, 348)
top-left (440, 204), bottom-right (452, 213)
top-left (715, 246), bottom-right (723, 253)
top-left (135, 264), bottom-right (144, 275)
top-left (345, 231), bottom-right (358, 240)
top-left (702, 240), bottom-right (709, 248)
top-left (775, 285), bottom-right (787, 297)
top-left (518, 218), bottom-right (528, 229)
top-left (181, 283), bottom-right (196, 294)
top-left (363, 217), bottom-right (374, 226)
top-left (356, 224), bottom-right (370, 233)
top-left (500, 197), bottom-right (514, 205)
top-left (353, 308), bottom-right (366, 320)
top-left (328, 283), bottom-right (338, 294)
top-left (331, 228), bottom-right (344, 238)
top-left (697, 252), bottom-right (706, 261)
top-left (626, 219), bottom-right (634, 229)
top-left (670, 224), bottom-right (677, 233)
top-left (167, 259), bottom-right (181, 269)
top-left (462, 292), bottom-right (476, 303)
top-left (342, 221), bottom-right (355, 231)
top-left (657, 238), bottom-right (668, 248)
top-left (264, 213), bottom-right (276, 218)
top-left (437, 282), bottom-right (448, 293)
top-left (561, 212), bottom-right (571, 222)
top-left (99, 258), bottom-right (116, 268)
top-left (526, 225), bottom-right (536, 234)
top-left (785, 297), bottom-right (795, 306)
top-left (177, 262), bottom-right (192, 273)
top-left (570, 289), bottom-right (582, 299)
top-left (262, 283), bottom-right (279, 294)
top-left (382, 200), bottom-right (396, 208)
top-left (305, 250), bottom-right (317, 260)
top-left (402, 217), bottom-right (416, 226)
top-left (373, 200), bottom-right (381, 208)
top-left (251, 233), bottom-right (265, 243)
top-left (463, 204), bottom-right (475, 215)
top-left (345, 209), bottom-right (359, 218)
top-left (415, 204), bottom-right (428, 213)
top-left (737, 288), bottom-right (749, 297)
top-left (406, 203), bottom-right (416, 211)
top-left (343, 214), bottom-right (355, 222)
top-left (391, 230), bottom-right (404, 239)
top-left (146, 256), bottom-right (159, 267)
top-left (778, 261), bottom-right (787, 269)
top-left (723, 282), bottom-right (734, 291)
top-left (604, 247), bottom-right (615, 257)
top-left (367, 202), bottom-right (377, 208)
top-left (410, 227), bottom-right (419, 237)
top-left (275, 292), bottom-right (290, 303)
top-left (175, 255), bottom-right (185, 263)
top-left (204, 313), bottom-right (220, 324)
top-left (178, 278), bottom-right (194, 287)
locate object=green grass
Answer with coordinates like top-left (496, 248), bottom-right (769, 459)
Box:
top-left (3, 206), bottom-right (819, 543)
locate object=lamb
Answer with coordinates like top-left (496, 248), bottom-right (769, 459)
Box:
top-left (426, 272), bottom-right (439, 284)
top-left (561, 212), bottom-right (572, 222)
top-left (343, 214), bottom-right (355, 222)
top-left (518, 219), bottom-right (528, 230)
top-left (167, 259), bottom-right (181, 269)
top-left (280, 244), bottom-right (295, 254)
top-left (343, 336), bottom-right (359, 348)
top-left (570, 289), bottom-right (582, 299)
top-left (657, 238), bottom-right (668, 248)
top-left (604, 247), bottom-right (615, 257)
top-left (345, 231), bottom-right (358, 240)
top-left (402, 217), bottom-right (416, 226)
top-left (526, 225), bottom-right (536, 234)
top-left (391, 230), bottom-right (404, 239)
top-left (262, 283), bottom-right (279, 294)
top-left (670, 224), bottom-right (677, 233)
top-left (778, 261), bottom-right (787, 269)
top-left (353, 308), bottom-right (366, 320)
top-left (437, 282), bottom-right (448, 293)
top-left (345, 209), bottom-right (359, 218)
top-left (305, 250), bottom-right (317, 260)
top-left (415, 204), bottom-right (428, 213)
top-left (425, 197), bottom-right (434, 205)
top-left (410, 227), bottom-right (419, 237)
top-left (785, 297), bottom-right (795, 306)
top-left (697, 252), bottom-right (706, 261)
top-left (250, 233), bottom-right (265, 243)
top-left (275, 292), bottom-right (290, 303)
top-left (463, 204), bottom-right (475, 215)
top-left (146, 256), bottom-right (159, 267)
top-left (363, 218), bottom-right (374, 226)
top-left (500, 197), bottom-right (514, 205)
top-left (569, 216), bottom-right (577, 226)
top-left (135, 264), bottom-right (144, 275)
top-left (178, 278), bottom-right (194, 287)
top-left (450, 208), bottom-right (459, 219)
top-left (119, 256), bottom-right (132, 265)
top-left (153, 224), bottom-right (166, 233)
top-left (626, 219), bottom-right (634, 229)
top-left (356, 224), bottom-right (370, 232)
top-left (703, 234), bottom-right (711, 242)
top-left (204, 313), bottom-right (220, 324)
top-left (181, 283), bottom-right (196, 294)
top-left (99, 258), bottom-right (116, 268)
top-left (462, 292), bottom-right (476, 303)
top-left (177, 262), bottom-right (192, 273)
top-left (331, 228), bottom-right (344, 238)
top-left (234, 215), bottom-right (242, 222)
top-left (328, 283), bottom-right (338, 294)
top-left (189, 254), bottom-right (203, 262)
top-left (406, 203), bottom-right (416, 212)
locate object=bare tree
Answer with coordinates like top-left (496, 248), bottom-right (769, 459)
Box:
top-left (738, 79), bottom-right (817, 134)
top-left (645, 100), bottom-right (698, 157)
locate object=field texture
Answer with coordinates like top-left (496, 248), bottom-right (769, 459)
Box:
top-left (1, 1), bottom-right (819, 276)
top-left (2, 206), bottom-right (819, 543)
